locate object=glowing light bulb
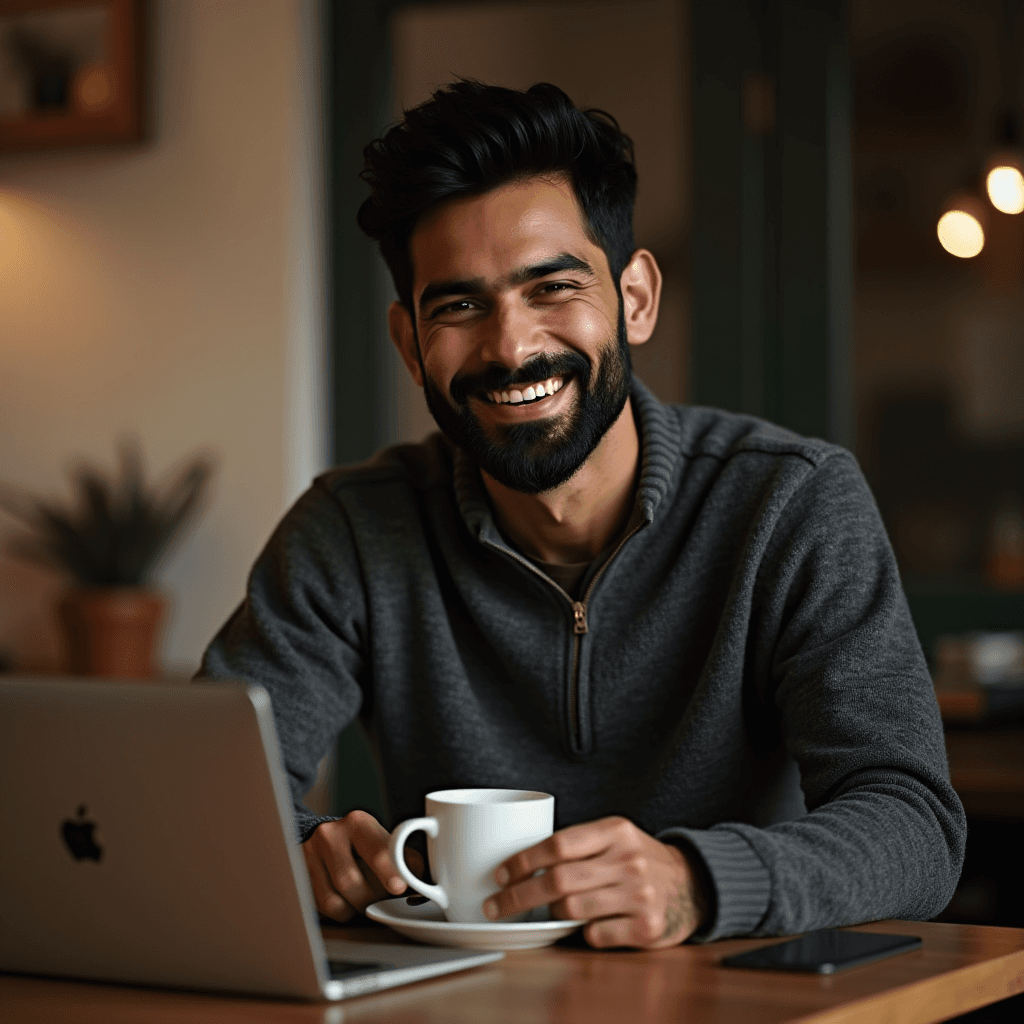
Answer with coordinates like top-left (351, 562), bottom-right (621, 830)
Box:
top-left (986, 165), bottom-right (1024, 214)
top-left (937, 209), bottom-right (985, 258)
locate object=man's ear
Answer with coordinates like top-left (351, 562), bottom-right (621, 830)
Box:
top-left (619, 249), bottom-right (662, 347)
top-left (388, 301), bottom-right (424, 387)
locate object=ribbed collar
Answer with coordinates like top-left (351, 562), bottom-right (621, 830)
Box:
top-left (453, 377), bottom-right (682, 542)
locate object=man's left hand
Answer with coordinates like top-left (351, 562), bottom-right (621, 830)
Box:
top-left (483, 816), bottom-right (708, 948)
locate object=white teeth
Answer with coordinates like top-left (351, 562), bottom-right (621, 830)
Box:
top-left (490, 376), bottom-right (565, 403)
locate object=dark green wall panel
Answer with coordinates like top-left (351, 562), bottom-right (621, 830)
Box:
top-left (691, 0), bottom-right (853, 446)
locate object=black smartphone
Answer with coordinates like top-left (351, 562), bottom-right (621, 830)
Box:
top-left (722, 929), bottom-right (922, 975)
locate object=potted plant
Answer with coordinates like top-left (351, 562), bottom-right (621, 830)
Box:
top-left (0, 442), bottom-right (214, 678)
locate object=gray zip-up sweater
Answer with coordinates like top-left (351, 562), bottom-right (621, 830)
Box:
top-left (199, 380), bottom-right (965, 941)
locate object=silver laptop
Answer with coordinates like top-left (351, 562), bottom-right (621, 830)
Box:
top-left (0, 677), bottom-right (502, 1000)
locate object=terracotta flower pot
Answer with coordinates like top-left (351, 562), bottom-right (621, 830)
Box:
top-left (59, 589), bottom-right (165, 679)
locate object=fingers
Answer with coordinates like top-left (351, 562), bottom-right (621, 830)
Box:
top-left (345, 810), bottom-right (408, 896)
top-left (584, 911), bottom-right (679, 950)
top-left (485, 852), bottom-right (626, 921)
top-left (488, 817), bottom-right (702, 950)
top-left (302, 833), bottom-right (355, 923)
top-left (404, 846), bottom-right (426, 879)
top-left (498, 816), bottom-right (637, 884)
top-left (321, 814), bottom-right (398, 911)
top-left (304, 811), bottom-right (407, 920)
top-left (581, 857), bottom-right (700, 949)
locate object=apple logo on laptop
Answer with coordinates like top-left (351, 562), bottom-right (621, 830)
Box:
top-left (61, 805), bottom-right (103, 862)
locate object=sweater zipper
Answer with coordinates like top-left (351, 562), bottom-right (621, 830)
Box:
top-left (483, 515), bottom-right (645, 752)
top-left (564, 519), bottom-right (645, 749)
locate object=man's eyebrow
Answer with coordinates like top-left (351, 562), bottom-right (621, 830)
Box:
top-left (416, 253), bottom-right (595, 316)
top-left (507, 253), bottom-right (595, 286)
top-left (418, 277), bottom-right (486, 313)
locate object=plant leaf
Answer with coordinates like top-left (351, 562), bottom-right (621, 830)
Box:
top-left (1, 443), bottom-right (216, 586)
top-left (31, 500), bottom-right (99, 584)
top-left (148, 457), bottom-right (214, 575)
top-left (75, 467), bottom-right (121, 583)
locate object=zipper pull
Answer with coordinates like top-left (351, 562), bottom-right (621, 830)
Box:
top-left (572, 602), bottom-right (588, 634)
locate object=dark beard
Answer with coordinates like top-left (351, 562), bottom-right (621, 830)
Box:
top-left (421, 308), bottom-right (632, 495)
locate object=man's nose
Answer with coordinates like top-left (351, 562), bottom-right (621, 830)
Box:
top-left (476, 298), bottom-right (546, 370)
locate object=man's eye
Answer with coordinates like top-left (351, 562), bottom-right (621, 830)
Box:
top-left (432, 300), bottom-right (477, 318)
top-left (538, 282), bottom-right (576, 295)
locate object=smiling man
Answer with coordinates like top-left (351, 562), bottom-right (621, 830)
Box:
top-left (393, 175), bottom-right (657, 576)
top-left (198, 82), bottom-right (965, 948)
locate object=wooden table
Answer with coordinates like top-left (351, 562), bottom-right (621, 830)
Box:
top-left (3, 919), bottom-right (1023, 1024)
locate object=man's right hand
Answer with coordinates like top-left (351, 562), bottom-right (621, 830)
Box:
top-left (302, 810), bottom-right (424, 922)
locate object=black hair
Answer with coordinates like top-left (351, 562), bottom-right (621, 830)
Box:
top-left (357, 80), bottom-right (638, 311)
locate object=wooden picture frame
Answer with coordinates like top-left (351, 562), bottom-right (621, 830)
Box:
top-left (0, 0), bottom-right (145, 154)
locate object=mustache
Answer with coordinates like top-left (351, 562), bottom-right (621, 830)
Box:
top-left (449, 352), bottom-right (590, 406)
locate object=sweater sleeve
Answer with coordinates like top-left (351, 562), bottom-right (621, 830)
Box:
top-left (661, 450), bottom-right (966, 941)
top-left (196, 480), bottom-right (368, 842)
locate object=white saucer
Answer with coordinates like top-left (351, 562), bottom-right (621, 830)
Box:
top-left (365, 897), bottom-right (585, 951)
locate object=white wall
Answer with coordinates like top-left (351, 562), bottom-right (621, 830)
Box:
top-left (0, 0), bottom-right (326, 675)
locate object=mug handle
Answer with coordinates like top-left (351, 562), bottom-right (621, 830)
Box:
top-left (388, 816), bottom-right (447, 909)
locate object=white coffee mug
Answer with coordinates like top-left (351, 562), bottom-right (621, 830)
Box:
top-left (389, 788), bottom-right (554, 924)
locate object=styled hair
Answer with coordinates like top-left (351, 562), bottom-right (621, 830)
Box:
top-left (357, 80), bottom-right (638, 310)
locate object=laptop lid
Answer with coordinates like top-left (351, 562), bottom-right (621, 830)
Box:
top-left (0, 677), bottom-right (500, 1000)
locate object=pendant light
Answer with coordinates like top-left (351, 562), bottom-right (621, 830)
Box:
top-left (937, 192), bottom-right (987, 259)
top-left (935, 2), bottom-right (1023, 255)
top-left (985, 111), bottom-right (1024, 215)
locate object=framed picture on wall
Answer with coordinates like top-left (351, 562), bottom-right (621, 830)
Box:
top-left (0, 0), bottom-right (145, 154)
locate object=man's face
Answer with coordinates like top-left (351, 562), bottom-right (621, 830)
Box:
top-left (399, 176), bottom-right (632, 494)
